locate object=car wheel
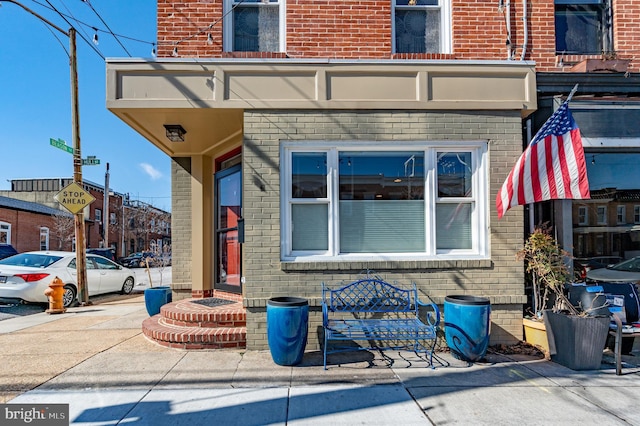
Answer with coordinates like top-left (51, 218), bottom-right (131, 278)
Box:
top-left (63, 285), bottom-right (77, 308)
top-left (121, 277), bottom-right (135, 295)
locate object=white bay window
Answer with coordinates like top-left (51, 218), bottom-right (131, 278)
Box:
top-left (281, 142), bottom-right (488, 261)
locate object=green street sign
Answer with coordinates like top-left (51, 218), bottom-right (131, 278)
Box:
top-left (50, 138), bottom-right (74, 155)
top-left (82, 156), bottom-right (100, 166)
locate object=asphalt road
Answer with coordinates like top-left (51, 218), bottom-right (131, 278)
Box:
top-left (0, 266), bottom-right (171, 321)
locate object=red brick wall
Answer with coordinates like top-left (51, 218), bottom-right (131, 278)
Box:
top-left (0, 208), bottom-right (73, 253)
top-left (157, 0), bottom-right (638, 72)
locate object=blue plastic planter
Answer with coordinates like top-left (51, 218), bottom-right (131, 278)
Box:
top-left (267, 297), bottom-right (309, 366)
top-left (144, 286), bottom-right (172, 316)
top-left (444, 295), bottom-right (491, 362)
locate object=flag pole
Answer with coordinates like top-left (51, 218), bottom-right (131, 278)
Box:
top-left (566, 83), bottom-right (579, 103)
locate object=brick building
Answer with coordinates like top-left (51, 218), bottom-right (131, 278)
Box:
top-left (0, 179), bottom-right (171, 259)
top-left (105, 0), bottom-right (640, 350)
top-left (0, 196), bottom-right (74, 252)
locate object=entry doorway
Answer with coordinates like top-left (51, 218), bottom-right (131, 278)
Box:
top-left (215, 164), bottom-right (242, 294)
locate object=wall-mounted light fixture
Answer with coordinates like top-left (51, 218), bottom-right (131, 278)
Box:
top-left (163, 124), bottom-right (186, 142)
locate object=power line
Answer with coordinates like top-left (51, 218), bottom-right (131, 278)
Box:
top-left (44, 0), bottom-right (104, 59)
top-left (170, 0), bottom-right (249, 55)
top-left (29, 0), bottom-right (155, 52)
top-left (58, 0), bottom-right (102, 56)
top-left (81, 0), bottom-right (131, 56)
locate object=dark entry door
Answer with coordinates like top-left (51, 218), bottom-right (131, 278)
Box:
top-left (215, 165), bottom-right (242, 294)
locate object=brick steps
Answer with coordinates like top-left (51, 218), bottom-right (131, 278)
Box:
top-left (142, 297), bottom-right (247, 350)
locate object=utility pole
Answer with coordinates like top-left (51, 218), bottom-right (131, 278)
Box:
top-left (69, 27), bottom-right (89, 305)
top-left (103, 162), bottom-right (110, 248)
top-left (2, 1), bottom-right (89, 304)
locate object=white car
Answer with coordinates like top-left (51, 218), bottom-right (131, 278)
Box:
top-left (0, 251), bottom-right (136, 308)
top-left (586, 256), bottom-right (640, 283)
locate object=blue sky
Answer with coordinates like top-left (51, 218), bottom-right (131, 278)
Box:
top-left (0, 1), bottom-right (170, 211)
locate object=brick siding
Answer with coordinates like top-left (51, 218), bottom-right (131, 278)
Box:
top-left (157, 0), bottom-right (640, 72)
top-left (242, 110), bottom-right (525, 349)
top-left (0, 208), bottom-right (70, 252)
top-left (171, 159), bottom-right (193, 300)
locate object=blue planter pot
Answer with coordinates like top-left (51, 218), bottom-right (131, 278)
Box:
top-left (144, 286), bottom-right (172, 316)
top-left (444, 295), bottom-right (491, 362)
top-left (267, 297), bottom-right (309, 366)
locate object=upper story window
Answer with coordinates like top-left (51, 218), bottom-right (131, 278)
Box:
top-left (281, 141), bottom-right (488, 261)
top-left (393, 0), bottom-right (451, 54)
top-left (555, 0), bottom-right (608, 55)
top-left (95, 209), bottom-right (102, 224)
top-left (617, 205), bottom-right (626, 224)
top-left (635, 205), bottom-right (640, 224)
top-left (578, 206), bottom-right (588, 225)
top-left (596, 205), bottom-right (607, 225)
top-left (110, 212), bottom-right (117, 225)
top-left (224, 0), bottom-right (285, 52)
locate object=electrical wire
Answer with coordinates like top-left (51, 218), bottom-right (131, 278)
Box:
top-left (43, 0), bottom-right (105, 59)
top-left (81, 0), bottom-right (131, 56)
top-left (40, 20), bottom-right (70, 56)
top-left (58, 0), bottom-right (101, 55)
top-left (29, 0), bottom-right (155, 50)
top-left (170, 0), bottom-right (249, 52)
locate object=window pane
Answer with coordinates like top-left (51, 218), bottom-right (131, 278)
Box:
top-left (438, 152), bottom-right (472, 197)
top-left (292, 204), bottom-right (328, 251)
top-left (234, 5), bottom-right (279, 52)
top-left (339, 152), bottom-right (424, 200)
top-left (218, 230), bottom-right (241, 286)
top-left (555, 6), bottom-right (602, 54)
top-left (436, 203), bottom-right (472, 249)
top-left (292, 152), bottom-right (327, 198)
top-left (340, 200), bottom-right (425, 253)
top-left (219, 171), bottom-right (241, 229)
top-left (395, 9), bottom-right (440, 53)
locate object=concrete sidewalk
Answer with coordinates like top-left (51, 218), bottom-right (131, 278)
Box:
top-left (1, 294), bottom-right (639, 425)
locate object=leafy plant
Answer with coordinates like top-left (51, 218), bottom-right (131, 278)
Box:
top-left (516, 223), bottom-right (579, 317)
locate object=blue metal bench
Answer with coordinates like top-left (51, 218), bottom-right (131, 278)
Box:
top-left (321, 277), bottom-right (440, 370)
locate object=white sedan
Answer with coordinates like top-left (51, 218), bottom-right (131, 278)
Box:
top-left (0, 251), bottom-right (136, 308)
top-left (586, 256), bottom-right (640, 283)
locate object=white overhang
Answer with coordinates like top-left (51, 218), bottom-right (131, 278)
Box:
top-left (106, 59), bottom-right (537, 157)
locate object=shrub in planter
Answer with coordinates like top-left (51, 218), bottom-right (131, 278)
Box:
top-left (518, 224), bottom-right (609, 370)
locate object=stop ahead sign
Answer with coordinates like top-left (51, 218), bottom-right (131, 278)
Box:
top-left (54, 181), bottom-right (96, 214)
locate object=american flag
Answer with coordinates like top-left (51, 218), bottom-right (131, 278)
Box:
top-left (496, 101), bottom-right (590, 219)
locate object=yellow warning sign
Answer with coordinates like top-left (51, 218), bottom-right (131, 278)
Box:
top-left (54, 181), bottom-right (96, 214)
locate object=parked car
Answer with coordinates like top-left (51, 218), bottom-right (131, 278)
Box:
top-left (86, 248), bottom-right (117, 262)
top-left (0, 251), bottom-right (136, 307)
top-left (574, 256), bottom-right (623, 281)
top-left (120, 251), bottom-right (154, 268)
top-left (0, 244), bottom-right (18, 260)
top-left (586, 256), bottom-right (640, 283)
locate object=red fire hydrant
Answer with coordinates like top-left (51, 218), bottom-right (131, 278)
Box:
top-left (44, 276), bottom-right (66, 314)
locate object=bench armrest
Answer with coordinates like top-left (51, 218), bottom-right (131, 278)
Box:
top-left (322, 301), bottom-right (329, 327)
top-left (417, 300), bottom-right (440, 327)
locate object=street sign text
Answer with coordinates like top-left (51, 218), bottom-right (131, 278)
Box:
top-left (54, 182), bottom-right (96, 214)
top-left (49, 138), bottom-right (74, 155)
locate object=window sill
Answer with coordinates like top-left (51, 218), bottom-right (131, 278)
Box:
top-left (281, 259), bottom-right (492, 272)
top-left (222, 52), bottom-right (288, 59)
top-left (391, 53), bottom-right (455, 60)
